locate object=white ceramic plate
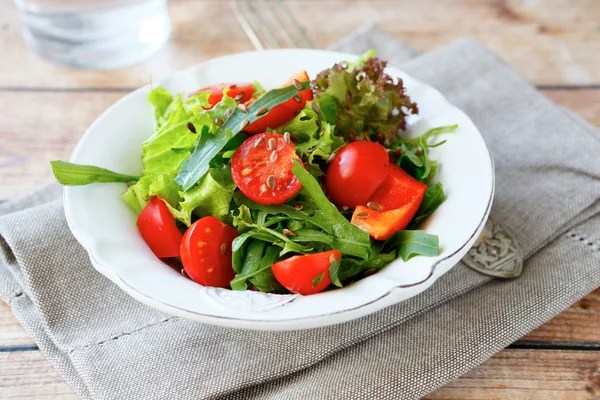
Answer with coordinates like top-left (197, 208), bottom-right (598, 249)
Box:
top-left (64, 49), bottom-right (494, 331)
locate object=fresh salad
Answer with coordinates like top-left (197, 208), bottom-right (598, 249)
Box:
top-left (51, 51), bottom-right (456, 295)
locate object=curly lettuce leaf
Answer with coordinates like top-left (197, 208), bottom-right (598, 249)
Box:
top-left (312, 50), bottom-right (417, 143)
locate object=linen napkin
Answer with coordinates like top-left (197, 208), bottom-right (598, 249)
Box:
top-left (1, 26), bottom-right (600, 400)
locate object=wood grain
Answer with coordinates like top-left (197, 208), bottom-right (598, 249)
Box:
top-left (0, 349), bottom-right (598, 399)
top-left (425, 349), bottom-right (600, 399)
top-left (1, 0), bottom-right (599, 88)
top-left (0, 302), bottom-right (34, 347)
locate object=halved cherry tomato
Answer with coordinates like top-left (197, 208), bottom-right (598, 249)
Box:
top-left (351, 164), bottom-right (427, 240)
top-left (231, 132), bottom-right (302, 205)
top-left (272, 250), bottom-right (341, 295)
top-left (136, 197), bottom-right (183, 258)
top-left (244, 71), bottom-right (313, 134)
top-left (189, 83), bottom-right (255, 109)
top-left (180, 216), bottom-right (238, 288)
top-left (325, 141), bottom-right (390, 208)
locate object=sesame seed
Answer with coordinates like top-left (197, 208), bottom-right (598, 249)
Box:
top-left (187, 122), bottom-right (197, 134)
top-left (181, 269), bottom-right (189, 278)
top-left (283, 132), bottom-right (291, 144)
top-left (294, 203), bottom-right (303, 211)
top-left (215, 118), bottom-right (223, 126)
top-left (234, 93), bottom-right (244, 101)
top-left (267, 138), bottom-right (277, 151)
top-left (319, 128), bottom-right (325, 136)
top-left (367, 202), bottom-right (383, 211)
top-left (326, 153), bottom-right (336, 163)
top-left (237, 103), bottom-right (248, 113)
top-left (255, 106), bottom-right (268, 116)
top-left (254, 137), bottom-right (264, 148)
top-left (293, 78), bottom-right (302, 90)
top-left (266, 175), bottom-right (276, 190)
top-left (241, 168), bottom-right (252, 176)
top-left (341, 206), bottom-right (349, 211)
top-left (356, 212), bottom-right (369, 218)
top-left (282, 228), bottom-right (297, 237)
top-left (224, 108), bottom-right (232, 119)
top-left (311, 103), bottom-right (320, 114)
top-left (260, 184), bottom-right (268, 193)
top-left (220, 243), bottom-right (227, 255)
top-left (293, 95), bottom-right (302, 103)
top-left (270, 150), bottom-right (278, 162)
top-left (240, 119), bottom-right (249, 130)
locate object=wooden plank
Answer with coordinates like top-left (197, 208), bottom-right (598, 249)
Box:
top-left (0, 302), bottom-right (35, 347)
top-left (1, 0), bottom-right (599, 88)
top-left (425, 349), bottom-right (600, 399)
top-left (0, 349), bottom-right (598, 399)
top-left (0, 88), bottom-right (597, 199)
top-left (0, 351), bottom-right (78, 399)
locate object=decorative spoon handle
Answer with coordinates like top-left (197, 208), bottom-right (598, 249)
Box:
top-left (462, 218), bottom-right (524, 279)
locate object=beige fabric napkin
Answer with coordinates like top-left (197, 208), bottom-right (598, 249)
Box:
top-left (1, 26), bottom-right (599, 399)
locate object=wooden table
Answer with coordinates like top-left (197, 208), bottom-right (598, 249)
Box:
top-left (1, 0), bottom-right (599, 398)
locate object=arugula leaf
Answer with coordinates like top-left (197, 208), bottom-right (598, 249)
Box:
top-left (336, 252), bottom-right (397, 284)
top-left (394, 125), bottom-right (458, 183)
top-left (328, 253), bottom-right (343, 287)
top-left (290, 229), bottom-right (334, 245)
top-left (408, 182), bottom-right (446, 229)
top-left (384, 230), bottom-right (439, 262)
top-left (50, 161), bottom-right (139, 186)
top-left (230, 242), bottom-right (284, 292)
top-left (312, 272), bottom-right (325, 287)
top-left (175, 81), bottom-right (311, 191)
top-left (292, 161), bottom-right (371, 259)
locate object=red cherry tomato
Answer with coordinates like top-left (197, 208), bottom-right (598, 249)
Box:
top-left (245, 71), bottom-right (313, 134)
top-left (351, 164), bottom-right (427, 240)
top-left (136, 197), bottom-right (183, 258)
top-left (180, 216), bottom-right (238, 288)
top-left (325, 141), bottom-right (390, 208)
top-left (231, 132), bottom-right (302, 205)
top-left (189, 83), bottom-right (255, 108)
top-left (272, 250), bottom-right (341, 295)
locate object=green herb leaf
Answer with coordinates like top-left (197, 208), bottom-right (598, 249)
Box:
top-left (175, 81), bottom-right (311, 191)
top-left (50, 161), bottom-right (139, 186)
top-left (337, 252), bottom-right (396, 283)
top-left (292, 160), bottom-right (371, 259)
top-left (291, 229), bottom-right (334, 245)
top-left (408, 182), bottom-right (446, 229)
top-left (328, 254), bottom-right (343, 287)
top-left (230, 243), bottom-right (283, 292)
top-left (312, 272), bottom-right (325, 287)
top-left (384, 230), bottom-right (439, 262)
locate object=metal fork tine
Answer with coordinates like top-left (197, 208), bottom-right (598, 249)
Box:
top-left (258, 0), bottom-right (298, 48)
top-left (232, 0), bottom-right (265, 50)
top-left (244, 0), bottom-right (280, 49)
top-left (272, 0), bottom-right (314, 48)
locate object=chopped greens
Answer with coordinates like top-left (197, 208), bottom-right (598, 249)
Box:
top-left (50, 50), bottom-right (455, 295)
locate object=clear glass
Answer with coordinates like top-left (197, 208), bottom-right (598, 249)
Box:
top-left (13, 0), bottom-right (171, 69)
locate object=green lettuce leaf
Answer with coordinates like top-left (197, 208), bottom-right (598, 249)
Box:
top-left (312, 50), bottom-right (418, 143)
top-left (148, 86), bottom-right (174, 129)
